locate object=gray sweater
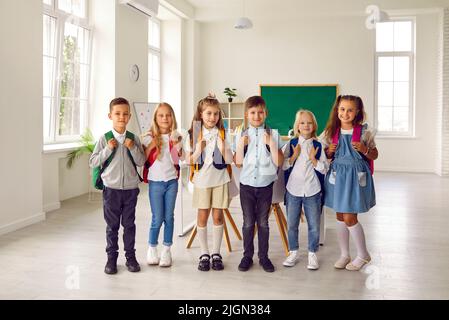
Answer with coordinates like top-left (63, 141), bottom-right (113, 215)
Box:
top-left (89, 131), bottom-right (146, 190)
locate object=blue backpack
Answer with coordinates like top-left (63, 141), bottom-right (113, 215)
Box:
top-left (284, 138), bottom-right (325, 207)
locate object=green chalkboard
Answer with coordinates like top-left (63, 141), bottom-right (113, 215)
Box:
top-left (260, 85), bottom-right (339, 136)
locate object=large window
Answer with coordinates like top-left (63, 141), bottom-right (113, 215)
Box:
top-left (148, 18), bottom-right (161, 102)
top-left (375, 20), bottom-right (415, 136)
top-left (43, 0), bottom-right (91, 144)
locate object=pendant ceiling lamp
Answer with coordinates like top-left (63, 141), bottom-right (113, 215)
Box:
top-left (234, 0), bottom-right (253, 29)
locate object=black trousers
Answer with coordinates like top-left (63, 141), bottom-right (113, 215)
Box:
top-left (239, 183), bottom-right (273, 260)
top-left (103, 187), bottom-right (140, 259)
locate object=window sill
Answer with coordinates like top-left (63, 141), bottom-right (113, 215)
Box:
top-left (43, 142), bottom-right (81, 154)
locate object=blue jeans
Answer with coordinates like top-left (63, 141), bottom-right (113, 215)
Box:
top-left (285, 191), bottom-right (321, 253)
top-left (148, 179), bottom-right (178, 247)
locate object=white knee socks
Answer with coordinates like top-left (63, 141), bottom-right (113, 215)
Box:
top-left (336, 220), bottom-right (350, 258)
top-left (212, 224), bottom-right (224, 255)
top-left (197, 226), bottom-right (209, 256)
top-left (348, 222), bottom-right (369, 260)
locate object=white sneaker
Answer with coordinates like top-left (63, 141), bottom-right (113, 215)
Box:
top-left (159, 245), bottom-right (172, 267)
top-left (307, 252), bottom-right (319, 270)
top-left (283, 250), bottom-right (299, 267)
top-left (146, 246), bottom-right (159, 265)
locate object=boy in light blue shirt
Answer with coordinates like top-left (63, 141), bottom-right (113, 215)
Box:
top-left (234, 96), bottom-right (284, 272)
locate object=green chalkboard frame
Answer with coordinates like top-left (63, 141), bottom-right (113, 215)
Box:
top-left (259, 84), bottom-right (339, 136)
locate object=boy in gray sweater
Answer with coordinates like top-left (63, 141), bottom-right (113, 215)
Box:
top-left (89, 97), bottom-right (146, 274)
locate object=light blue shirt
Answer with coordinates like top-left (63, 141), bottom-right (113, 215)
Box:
top-left (239, 124), bottom-right (281, 188)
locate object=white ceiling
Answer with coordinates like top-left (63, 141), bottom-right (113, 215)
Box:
top-left (186, 0), bottom-right (241, 9)
top-left (186, 0), bottom-right (449, 10)
top-left (184, 0), bottom-right (449, 22)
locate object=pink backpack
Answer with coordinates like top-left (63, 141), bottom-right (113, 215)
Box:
top-left (332, 124), bottom-right (374, 174)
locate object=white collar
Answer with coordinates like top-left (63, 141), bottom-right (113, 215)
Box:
top-left (112, 128), bottom-right (126, 137)
top-left (202, 125), bottom-right (218, 135)
top-left (297, 135), bottom-right (313, 144)
top-left (341, 128), bottom-right (354, 134)
top-left (248, 124), bottom-right (265, 130)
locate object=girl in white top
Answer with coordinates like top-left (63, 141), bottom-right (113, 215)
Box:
top-left (185, 94), bottom-right (233, 271)
top-left (282, 110), bottom-right (328, 270)
top-left (141, 103), bottom-right (184, 267)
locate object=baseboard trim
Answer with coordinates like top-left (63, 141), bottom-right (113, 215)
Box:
top-left (44, 201), bottom-right (61, 212)
top-left (0, 212), bottom-right (46, 236)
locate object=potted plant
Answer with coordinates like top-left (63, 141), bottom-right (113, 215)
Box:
top-left (223, 87), bottom-right (237, 102)
top-left (66, 128), bottom-right (95, 169)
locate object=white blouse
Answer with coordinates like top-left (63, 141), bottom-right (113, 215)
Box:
top-left (142, 134), bottom-right (178, 182)
top-left (283, 136), bottom-right (328, 197)
top-left (184, 126), bottom-right (230, 188)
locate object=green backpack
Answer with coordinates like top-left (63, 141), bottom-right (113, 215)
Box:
top-left (92, 131), bottom-right (142, 190)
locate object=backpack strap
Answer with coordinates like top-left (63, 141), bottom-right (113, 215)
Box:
top-left (101, 131), bottom-right (116, 169)
top-left (124, 131), bottom-right (143, 182)
top-left (189, 128), bottom-right (204, 182)
top-left (242, 126), bottom-right (271, 157)
top-left (218, 128), bottom-right (233, 179)
top-left (94, 131), bottom-right (116, 189)
top-left (351, 124), bottom-right (375, 174)
top-left (283, 138), bottom-right (298, 190)
top-left (311, 139), bottom-right (325, 208)
top-left (352, 124), bottom-right (362, 143)
top-left (331, 128), bottom-right (340, 145)
top-left (353, 124), bottom-right (374, 174)
top-left (125, 131), bottom-right (134, 140)
top-left (312, 139), bottom-right (322, 159)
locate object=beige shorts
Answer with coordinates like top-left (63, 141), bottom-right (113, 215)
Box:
top-left (192, 183), bottom-right (229, 209)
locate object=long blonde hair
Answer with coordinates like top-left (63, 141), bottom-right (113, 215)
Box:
top-left (292, 109), bottom-right (318, 138)
top-left (144, 102), bottom-right (178, 160)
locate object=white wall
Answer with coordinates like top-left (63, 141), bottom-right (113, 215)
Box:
top-left (115, 2), bottom-right (149, 134)
top-left (89, 0), bottom-right (116, 138)
top-left (162, 19), bottom-right (182, 120)
top-left (0, 0), bottom-right (44, 235)
top-left (181, 19), bottom-right (200, 130)
top-left (196, 10), bottom-right (441, 173)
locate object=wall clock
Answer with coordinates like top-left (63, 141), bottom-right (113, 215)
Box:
top-left (130, 64), bottom-right (140, 82)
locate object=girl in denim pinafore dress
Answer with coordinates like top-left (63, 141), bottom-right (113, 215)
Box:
top-left (324, 124), bottom-right (376, 213)
top-left (322, 95), bottom-right (378, 272)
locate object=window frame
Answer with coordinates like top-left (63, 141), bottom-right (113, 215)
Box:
top-left (374, 17), bottom-right (416, 138)
top-left (43, 0), bottom-right (92, 145)
top-left (148, 17), bottom-right (161, 103)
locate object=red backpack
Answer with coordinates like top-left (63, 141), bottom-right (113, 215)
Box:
top-left (142, 138), bottom-right (180, 183)
top-left (332, 124), bottom-right (374, 174)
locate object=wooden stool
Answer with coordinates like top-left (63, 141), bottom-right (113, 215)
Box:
top-left (186, 209), bottom-right (242, 252)
top-left (270, 203), bottom-right (289, 256)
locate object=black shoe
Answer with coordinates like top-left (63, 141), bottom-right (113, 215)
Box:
top-left (125, 256), bottom-right (141, 272)
top-left (211, 253), bottom-right (224, 271)
top-left (104, 257), bottom-right (118, 274)
top-left (198, 254), bottom-right (210, 271)
top-left (259, 257), bottom-right (275, 272)
top-left (238, 256), bottom-right (253, 272)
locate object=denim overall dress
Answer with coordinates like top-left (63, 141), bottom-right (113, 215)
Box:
top-left (324, 130), bottom-right (376, 213)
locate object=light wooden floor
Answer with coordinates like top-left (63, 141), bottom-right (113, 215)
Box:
top-left (1, 172), bottom-right (449, 300)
